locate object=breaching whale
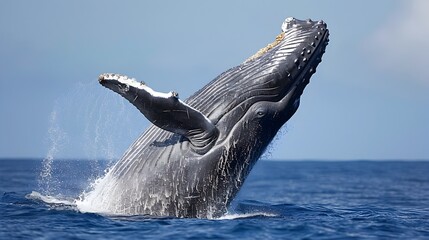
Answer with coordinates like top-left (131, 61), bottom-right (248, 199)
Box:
top-left (78, 17), bottom-right (329, 218)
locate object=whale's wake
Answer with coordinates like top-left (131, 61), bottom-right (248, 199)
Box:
top-left (26, 191), bottom-right (76, 206)
top-left (26, 190), bottom-right (278, 220)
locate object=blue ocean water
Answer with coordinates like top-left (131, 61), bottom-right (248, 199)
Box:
top-left (1, 159), bottom-right (428, 239)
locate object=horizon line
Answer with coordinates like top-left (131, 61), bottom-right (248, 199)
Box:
top-left (0, 157), bottom-right (428, 162)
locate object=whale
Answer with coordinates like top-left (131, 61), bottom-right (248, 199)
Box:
top-left (78, 17), bottom-right (329, 218)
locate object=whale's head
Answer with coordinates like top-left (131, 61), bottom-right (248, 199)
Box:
top-left (195, 18), bottom-right (329, 148)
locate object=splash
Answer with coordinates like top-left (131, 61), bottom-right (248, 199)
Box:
top-left (37, 80), bottom-right (143, 203)
top-left (38, 108), bottom-right (66, 195)
top-left (75, 169), bottom-right (117, 215)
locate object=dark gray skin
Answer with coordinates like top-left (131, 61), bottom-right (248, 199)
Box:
top-left (89, 18), bottom-right (329, 218)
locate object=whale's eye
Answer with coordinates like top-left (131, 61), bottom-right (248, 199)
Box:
top-left (256, 109), bottom-right (266, 117)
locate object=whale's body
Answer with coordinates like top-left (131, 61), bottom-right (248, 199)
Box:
top-left (78, 18), bottom-right (329, 218)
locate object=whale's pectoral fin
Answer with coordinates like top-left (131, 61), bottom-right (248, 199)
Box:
top-left (99, 73), bottom-right (218, 154)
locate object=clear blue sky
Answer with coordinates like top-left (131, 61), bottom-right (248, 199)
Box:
top-left (1, 0), bottom-right (428, 160)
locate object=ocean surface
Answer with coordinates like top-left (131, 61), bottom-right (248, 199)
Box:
top-left (1, 159), bottom-right (428, 239)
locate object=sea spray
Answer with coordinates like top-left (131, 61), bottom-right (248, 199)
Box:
top-left (38, 107), bottom-right (67, 195)
top-left (37, 80), bottom-right (144, 200)
top-left (82, 91), bottom-right (133, 176)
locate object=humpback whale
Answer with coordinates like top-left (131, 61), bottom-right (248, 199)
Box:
top-left (78, 17), bottom-right (329, 218)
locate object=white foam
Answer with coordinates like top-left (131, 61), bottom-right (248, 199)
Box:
top-left (26, 191), bottom-right (75, 206)
top-left (74, 172), bottom-right (122, 215)
top-left (27, 190), bottom-right (279, 220)
top-left (216, 212), bottom-right (278, 220)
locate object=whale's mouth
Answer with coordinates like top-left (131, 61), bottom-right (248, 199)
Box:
top-left (285, 18), bottom-right (329, 89)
